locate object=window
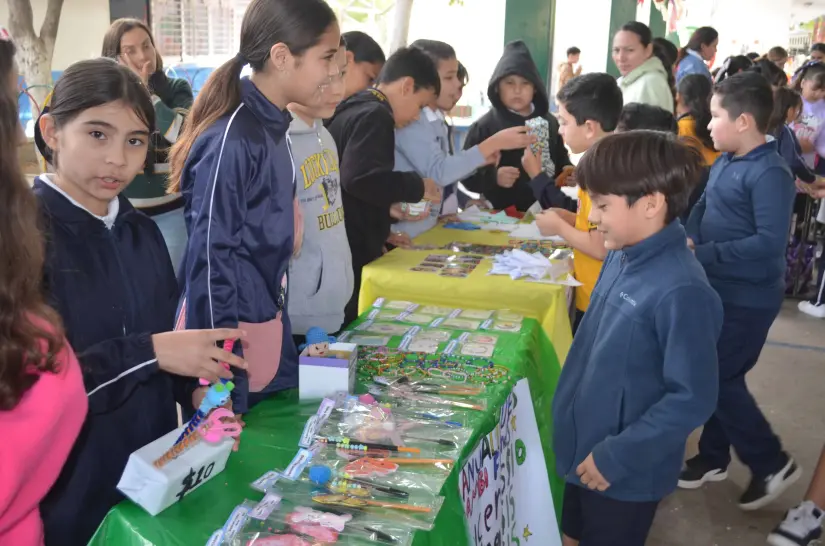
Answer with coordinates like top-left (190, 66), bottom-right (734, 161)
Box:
top-left (151, 0), bottom-right (250, 64)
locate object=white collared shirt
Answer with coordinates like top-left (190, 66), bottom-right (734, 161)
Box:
top-left (39, 174), bottom-right (120, 230)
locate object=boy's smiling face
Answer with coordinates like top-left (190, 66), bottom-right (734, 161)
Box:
top-left (498, 75), bottom-right (534, 114)
top-left (589, 192), bottom-right (665, 250)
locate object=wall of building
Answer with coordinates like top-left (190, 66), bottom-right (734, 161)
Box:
top-left (0, 0), bottom-right (111, 71)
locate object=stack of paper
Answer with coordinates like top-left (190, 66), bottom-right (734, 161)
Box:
top-left (509, 222), bottom-right (566, 242)
top-left (488, 249), bottom-right (563, 281)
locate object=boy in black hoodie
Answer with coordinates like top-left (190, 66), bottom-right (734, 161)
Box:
top-left (462, 40), bottom-right (572, 211)
top-left (326, 47), bottom-right (442, 325)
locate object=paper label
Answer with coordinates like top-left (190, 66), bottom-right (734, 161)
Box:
top-left (299, 416), bottom-right (319, 448)
top-left (449, 308), bottom-right (463, 319)
top-left (407, 325), bottom-right (422, 337)
top-left (249, 491), bottom-right (282, 520)
top-left (480, 319), bottom-right (494, 330)
top-left (430, 317), bottom-right (445, 327)
top-left (373, 297), bottom-right (385, 308)
top-left (355, 320), bottom-right (373, 331)
top-left (205, 530), bottom-right (223, 546)
top-left (251, 470), bottom-right (281, 493)
top-left (444, 340), bottom-right (460, 355)
top-left (283, 448), bottom-right (314, 480)
top-left (396, 310), bottom-right (411, 321)
top-left (398, 336), bottom-right (412, 351)
top-left (317, 398), bottom-right (335, 424)
top-left (406, 303), bottom-right (420, 312)
top-left (220, 504), bottom-right (251, 543)
top-left (337, 331), bottom-right (352, 342)
top-left (458, 332), bottom-right (470, 343)
top-left (367, 308), bottom-right (380, 320)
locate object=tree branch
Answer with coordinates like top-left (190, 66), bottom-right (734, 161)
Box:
top-left (6, 0), bottom-right (37, 39)
top-left (40, 0), bottom-right (65, 54)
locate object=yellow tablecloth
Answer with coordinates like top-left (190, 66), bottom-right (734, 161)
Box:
top-left (358, 225), bottom-right (573, 362)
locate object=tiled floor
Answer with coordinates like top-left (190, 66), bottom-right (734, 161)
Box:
top-left (648, 301), bottom-right (825, 545)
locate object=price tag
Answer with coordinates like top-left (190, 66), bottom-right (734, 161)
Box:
top-left (251, 470), bottom-right (281, 493)
top-left (175, 462), bottom-right (215, 501)
top-left (373, 297), bottom-right (386, 308)
top-left (283, 448), bottom-right (313, 480)
top-left (249, 492), bottom-right (282, 520)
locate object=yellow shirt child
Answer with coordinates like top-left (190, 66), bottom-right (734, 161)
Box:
top-left (573, 189), bottom-right (603, 311)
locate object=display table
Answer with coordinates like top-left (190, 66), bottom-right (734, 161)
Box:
top-left (358, 225), bottom-right (573, 362)
top-left (90, 318), bottom-right (567, 546)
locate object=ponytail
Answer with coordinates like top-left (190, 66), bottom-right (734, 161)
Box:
top-left (676, 27), bottom-right (718, 70)
top-left (167, 0), bottom-right (336, 194)
top-left (168, 56), bottom-right (244, 193)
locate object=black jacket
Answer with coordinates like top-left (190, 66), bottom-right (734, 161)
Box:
top-left (325, 88), bottom-right (424, 266)
top-left (35, 178), bottom-right (193, 546)
top-left (462, 40), bottom-right (571, 211)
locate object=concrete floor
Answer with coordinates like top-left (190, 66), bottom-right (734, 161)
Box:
top-left (648, 301), bottom-right (825, 546)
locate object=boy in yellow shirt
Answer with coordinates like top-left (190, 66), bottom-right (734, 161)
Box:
top-left (533, 73), bottom-right (624, 331)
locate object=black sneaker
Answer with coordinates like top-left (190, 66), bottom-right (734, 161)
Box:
top-left (767, 501), bottom-right (824, 546)
top-left (740, 455), bottom-right (802, 511)
top-left (677, 455), bottom-right (728, 489)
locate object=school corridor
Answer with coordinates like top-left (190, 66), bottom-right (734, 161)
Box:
top-left (649, 302), bottom-right (825, 545)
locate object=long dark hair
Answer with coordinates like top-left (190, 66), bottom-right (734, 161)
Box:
top-left (714, 55), bottom-right (753, 84)
top-left (102, 18), bottom-right (164, 75)
top-left (36, 58), bottom-right (155, 166)
top-left (768, 86), bottom-right (803, 134)
top-left (792, 61), bottom-right (825, 95)
top-left (676, 27), bottom-right (718, 68)
top-left (168, 0), bottom-right (336, 193)
top-left (748, 58), bottom-right (787, 88)
top-left (0, 33), bottom-right (65, 410)
top-left (677, 74), bottom-right (714, 149)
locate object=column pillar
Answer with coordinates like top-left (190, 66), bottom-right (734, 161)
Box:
top-left (504, 0), bottom-right (556, 88)
top-left (605, 0), bottom-right (637, 77)
top-left (108, 0), bottom-right (151, 23)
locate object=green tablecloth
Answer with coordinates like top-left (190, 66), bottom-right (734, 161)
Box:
top-left (90, 318), bottom-right (567, 545)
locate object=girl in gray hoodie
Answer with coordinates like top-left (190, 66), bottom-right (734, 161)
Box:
top-left (287, 39), bottom-right (354, 337)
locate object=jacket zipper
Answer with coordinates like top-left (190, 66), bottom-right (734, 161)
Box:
top-left (106, 226), bottom-right (135, 336)
top-left (566, 252), bottom-right (628, 479)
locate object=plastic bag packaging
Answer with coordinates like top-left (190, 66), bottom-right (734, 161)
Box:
top-left (232, 499), bottom-right (415, 545)
top-left (317, 395), bottom-right (472, 458)
top-left (366, 384), bottom-right (487, 412)
top-left (302, 443), bottom-right (454, 497)
top-left (268, 477), bottom-right (444, 533)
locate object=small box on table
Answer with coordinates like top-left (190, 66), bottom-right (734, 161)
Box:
top-left (116, 424), bottom-right (234, 516)
top-left (299, 342), bottom-right (357, 400)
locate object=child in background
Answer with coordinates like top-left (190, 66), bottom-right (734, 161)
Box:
top-left (676, 74), bottom-right (719, 221)
top-left (676, 74), bottom-right (720, 166)
top-left (462, 40), bottom-right (571, 212)
top-left (287, 38), bottom-right (352, 343)
top-left (394, 39), bottom-right (535, 239)
top-left (682, 72), bottom-right (800, 510)
top-left (169, 0), bottom-right (342, 413)
top-left (341, 31), bottom-right (385, 100)
top-left (558, 46), bottom-right (582, 91)
top-left (788, 62), bottom-right (825, 318)
top-left (749, 58), bottom-right (789, 89)
top-left (533, 73), bottom-right (623, 332)
top-left (553, 131), bottom-right (722, 546)
top-left (34, 59), bottom-right (242, 546)
top-left (770, 86), bottom-right (816, 183)
top-left (326, 47), bottom-right (442, 325)
top-left (616, 102), bottom-right (677, 132)
top-left (0, 31), bottom-right (86, 546)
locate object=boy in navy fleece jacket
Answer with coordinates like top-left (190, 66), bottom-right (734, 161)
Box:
top-left (681, 72), bottom-right (801, 510)
top-left (553, 131), bottom-right (722, 546)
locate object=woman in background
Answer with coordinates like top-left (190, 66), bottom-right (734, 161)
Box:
top-left (612, 21), bottom-right (674, 112)
top-left (102, 18), bottom-right (193, 272)
top-left (675, 26), bottom-right (718, 83)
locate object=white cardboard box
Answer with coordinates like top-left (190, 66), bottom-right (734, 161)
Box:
top-left (298, 342), bottom-right (357, 400)
top-left (117, 424), bottom-right (234, 516)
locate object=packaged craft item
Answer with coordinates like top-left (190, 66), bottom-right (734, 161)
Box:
top-left (367, 384), bottom-right (487, 412)
top-left (317, 394), bottom-right (472, 458)
top-left (232, 489), bottom-right (416, 545)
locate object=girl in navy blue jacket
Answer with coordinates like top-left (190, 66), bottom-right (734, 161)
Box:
top-left (33, 59), bottom-right (245, 546)
top-left (769, 86), bottom-right (817, 183)
top-left (168, 0), bottom-right (343, 413)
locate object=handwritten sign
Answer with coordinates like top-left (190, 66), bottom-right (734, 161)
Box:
top-left (459, 378), bottom-right (559, 546)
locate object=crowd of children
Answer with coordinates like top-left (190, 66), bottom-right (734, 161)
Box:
top-left (1, 3), bottom-right (825, 546)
